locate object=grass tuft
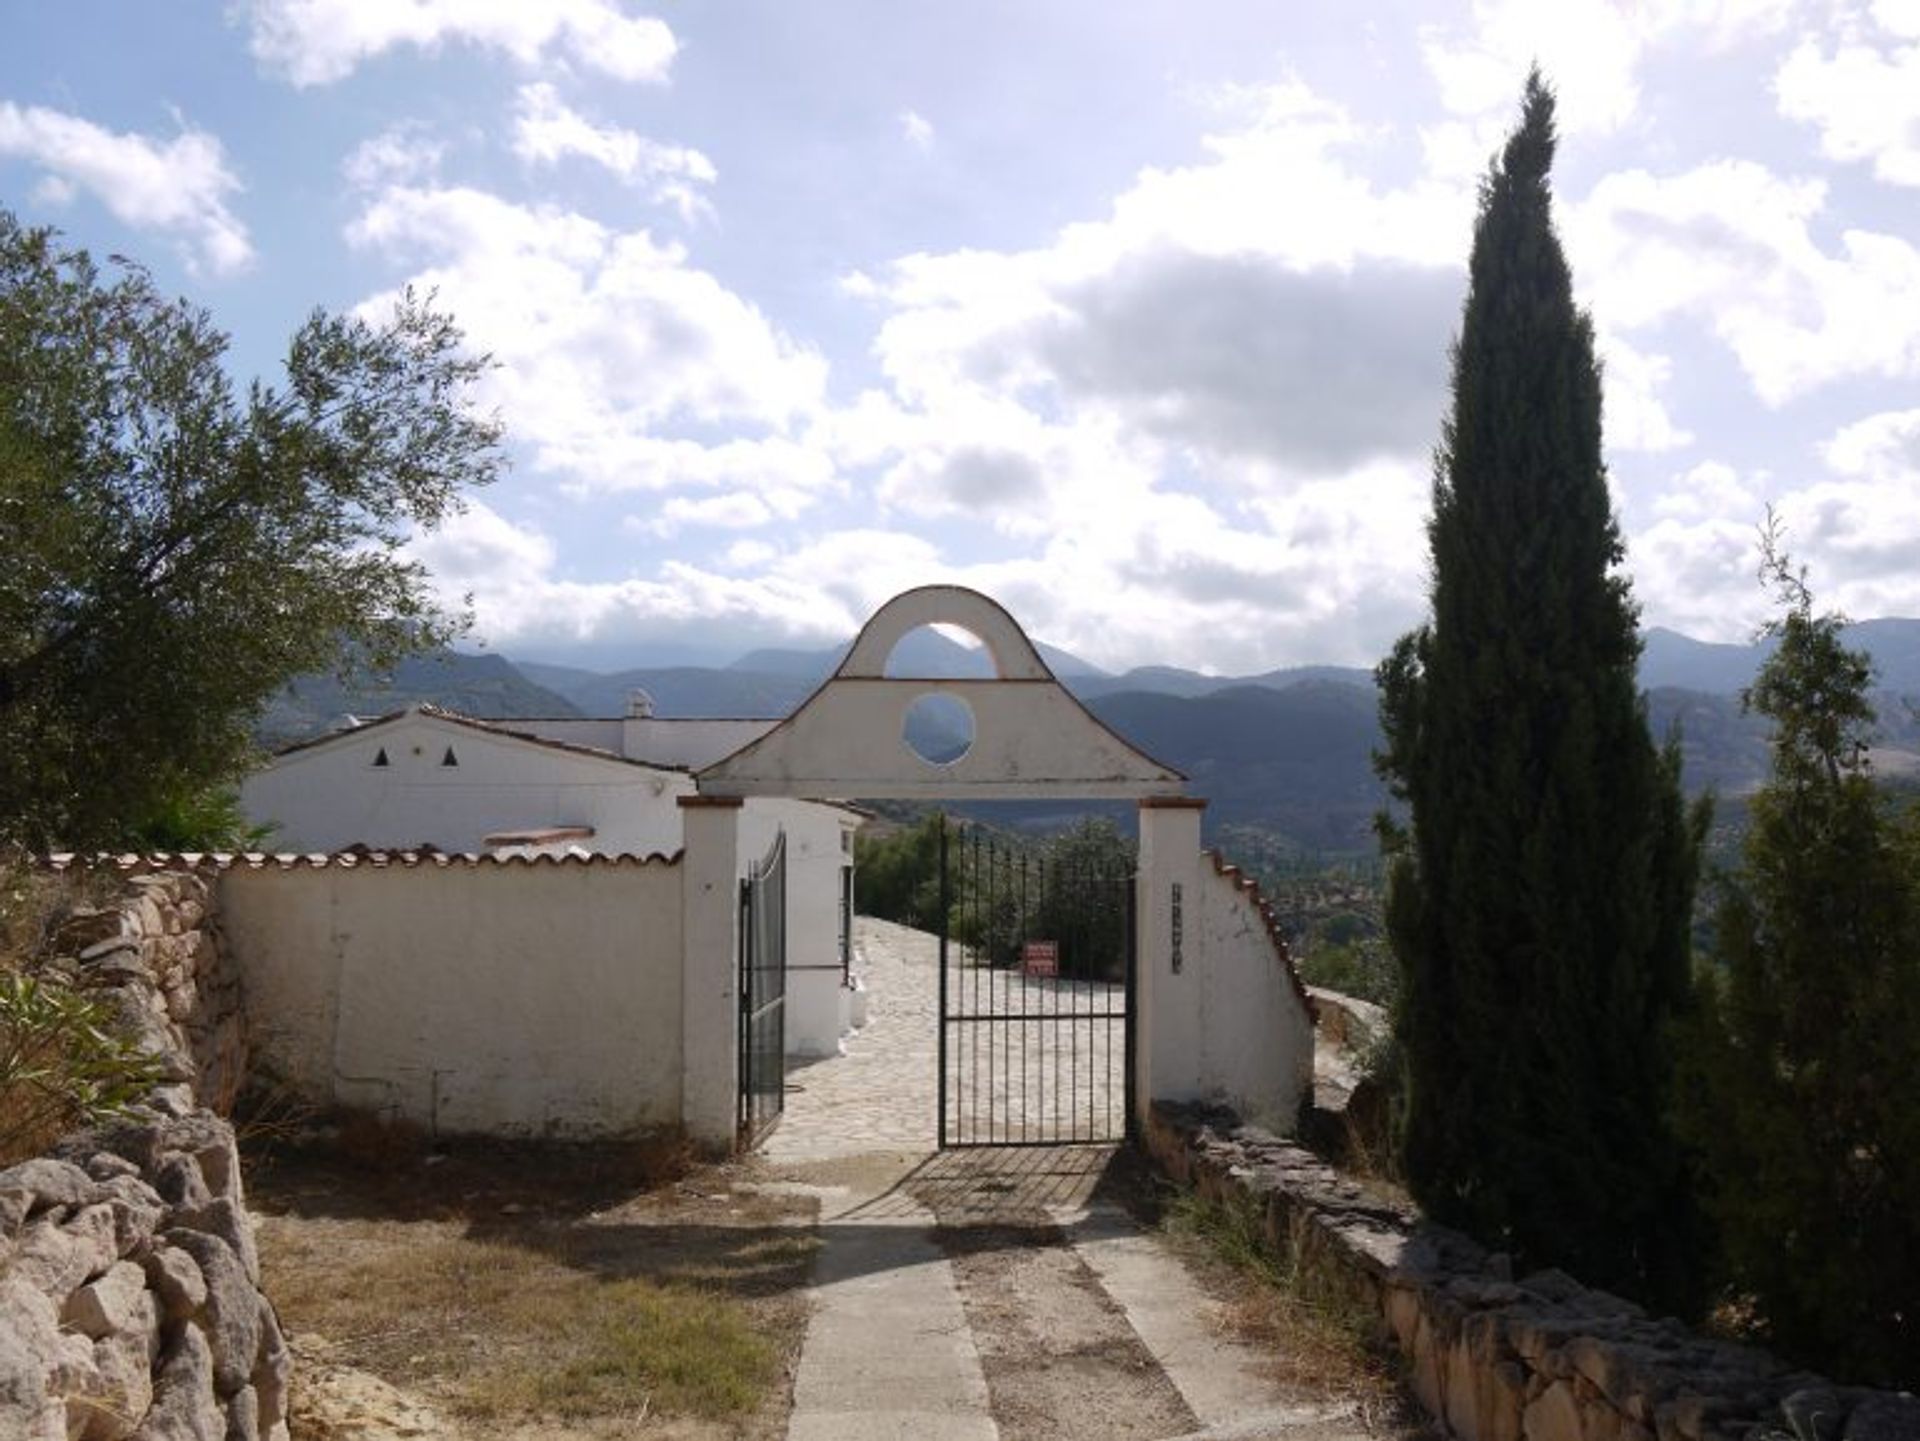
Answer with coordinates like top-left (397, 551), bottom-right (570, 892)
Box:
top-left (1159, 1183), bottom-right (1422, 1425)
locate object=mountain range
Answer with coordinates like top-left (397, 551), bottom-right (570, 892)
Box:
top-left (265, 619), bottom-right (1920, 858)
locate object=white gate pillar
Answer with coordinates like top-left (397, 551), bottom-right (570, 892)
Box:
top-left (679, 795), bottom-right (743, 1152)
top-left (1135, 797), bottom-right (1207, 1132)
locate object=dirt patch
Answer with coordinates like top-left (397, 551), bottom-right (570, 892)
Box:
top-left (247, 1133), bottom-right (819, 1440)
top-left (944, 1222), bottom-right (1198, 1440)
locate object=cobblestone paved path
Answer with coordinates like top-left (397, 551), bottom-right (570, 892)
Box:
top-left (764, 918), bottom-right (1127, 1160)
top-left (763, 917), bottom-right (943, 1161)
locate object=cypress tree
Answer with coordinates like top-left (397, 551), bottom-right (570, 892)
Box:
top-left (1375, 72), bottom-right (1705, 1311)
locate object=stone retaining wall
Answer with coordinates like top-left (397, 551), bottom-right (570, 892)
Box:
top-left (1144, 1102), bottom-right (1920, 1441)
top-left (46, 869), bottom-right (249, 1115)
top-left (2, 866), bottom-right (286, 1440)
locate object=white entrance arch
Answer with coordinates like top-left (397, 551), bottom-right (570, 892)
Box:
top-left (697, 585), bottom-right (1186, 800)
top-left (675, 586), bottom-right (1311, 1153)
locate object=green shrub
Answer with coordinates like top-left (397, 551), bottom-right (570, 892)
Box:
top-left (0, 971), bottom-right (167, 1164)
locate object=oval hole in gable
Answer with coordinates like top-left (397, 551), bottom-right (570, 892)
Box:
top-left (902, 692), bottom-right (976, 766)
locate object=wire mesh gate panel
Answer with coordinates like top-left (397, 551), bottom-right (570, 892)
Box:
top-left (738, 830), bottom-right (787, 1147)
top-left (938, 818), bottom-right (1136, 1147)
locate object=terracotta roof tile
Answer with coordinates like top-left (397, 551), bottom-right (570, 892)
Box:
top-left (1208, 849), bottom-right (1314, 1013)
top-left (37, 848), bottom-right (682, 874)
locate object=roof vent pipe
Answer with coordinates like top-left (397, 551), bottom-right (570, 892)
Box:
top-left (627, 689), bottom-right (656, 719)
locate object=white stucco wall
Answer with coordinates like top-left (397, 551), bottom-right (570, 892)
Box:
top-left (218, 858), bottom-right (685, 1138)
top-left (1183, 862), bottom-right (1315, 1129)
top-left (241, 711), bottom-right (692, 856)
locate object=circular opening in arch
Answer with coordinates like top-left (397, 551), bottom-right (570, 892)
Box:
top-left (903, 692), bottom-right (976, 766)
top-left (884, 622), bottom-right (994, 679)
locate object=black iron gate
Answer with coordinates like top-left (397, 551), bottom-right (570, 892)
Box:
top-left (738, 830), bottom-right (787, 1147)
top-left (938, 817), bottom-right (1136, 1147)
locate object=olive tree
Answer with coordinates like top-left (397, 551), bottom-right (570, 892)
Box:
top-left (0, 212), bottom-right (502, 848)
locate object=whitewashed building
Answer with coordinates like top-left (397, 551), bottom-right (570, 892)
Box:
top-left (241, 700), bottom-right (864, 1060)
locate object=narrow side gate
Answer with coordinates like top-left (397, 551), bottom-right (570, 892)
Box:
top-left (938, 817), bottom-right (1135, 1147)
top-left (738, 830), bottom-right (787, 1147)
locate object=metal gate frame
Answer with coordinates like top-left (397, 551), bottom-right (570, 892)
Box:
top-left (937, 816), bottom-right (1137, 1148)
top-left (738, 830), bottom-right (787, 1147)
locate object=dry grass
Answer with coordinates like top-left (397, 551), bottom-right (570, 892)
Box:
top-left (1157, 1186), bottom-right (1433, 1434)
top-left (250, 1131), bottom-right (817, 1435)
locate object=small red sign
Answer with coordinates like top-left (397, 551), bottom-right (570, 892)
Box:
top-left (1022, 940), bottom-right (1059, 977)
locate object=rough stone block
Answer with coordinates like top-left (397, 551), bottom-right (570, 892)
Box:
top-left (151, 1155), bottom-right (211, 1213)
top-left (0, 1322), bottom-right (66, 1440)
top-left (1843, 1395), bottom-right (1920, 1441)
top-left (1411, 1309), bottom-right (1447, 1420)
top-left (250, 1300), bottom-right (289, 1433)
top-left (97, 1173), bottom-right (166, 1256)
top-left (142, 1246), bottom-right (209, 1324)
top-left (80, 1325), bottom-right (158, 1441)
top-left (0, 1157), bottom-right (104, 1223)
top-left (162, 1230), bottom-right (259, 1396)
top-left (128, 1321), bottom-right (220, 1441)
top-left (63, 1261), bottom-right (154, 1340)
top-left (10, 1204), bottom-right (120, 1299)
top-left (223, 1383), bottom-right (259, 1441)
top-left (1525, 1378), bottom-right (1585, 1441)
top-left (1386, 1282), bottom-right (1423, 1351)
top-left (178, 1199), bottom-right (258, 1289)
top-left (84, 1154), bottom-right (143, 1185)
top-left (1448, 1335), bottom-right (1483, 1441)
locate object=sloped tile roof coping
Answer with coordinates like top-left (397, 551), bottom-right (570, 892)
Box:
top-left (481, 826), bottom-right (596, 846)
top-left (37, 848), bottom-right (684, 873)
top-left (269, 703), bottom-right (692, 773)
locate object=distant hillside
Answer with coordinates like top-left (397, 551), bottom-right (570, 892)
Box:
top-left (1068, 662), bottom-right (1375, 701)
top-left (1640, 619), bottom-right (1920, 695)
top-left (259, 652), bottom-right (580, 746)
top-left (1088, 682), bottom-right (1389, 851)
top-left (731, 630), bottom-right (1106, 683)
top-left (517, 661), bottom-right (816, 718)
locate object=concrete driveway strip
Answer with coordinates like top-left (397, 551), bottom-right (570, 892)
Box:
top-left (786, 1208), bottom-right (999, 1441)
top-left (1072, 1204), bottom-right (1367, 1441)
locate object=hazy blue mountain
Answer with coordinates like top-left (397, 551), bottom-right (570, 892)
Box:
top-left (517, 661), bottom-right (817, 718)
top-left (1086, 682), bottom-right (1389, 851)
top-left (1639, 618), bottom-right (1920, 694)
top-left (260, 652), bottom-right (580, 746)
top-left (1639, 628), bottom-right (1776, 694)
top-left (729, 629), bottom-right (1106, 682)
top-left (1068, 662), bottom-right (1376, 701)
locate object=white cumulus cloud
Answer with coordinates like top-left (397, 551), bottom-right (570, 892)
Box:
top-left (1421, 0), bottom-right (1798, 137)
top-left (900, 110), bottom-right (935, 151)
top-left (1569, 159), bottom-right (1920, 404)
top-left (347, 182), bottom-right (832, 514)
top-left (242, 0), bottom-right (677, 86)
top-left (0, 101), bottom-right (251, 274)
top-left (511, 83), bottom-right (716, 222)
top-left (1776, 27), bottom-right (1920, 186)
top-left (342, 126), bottom-right (446, 190)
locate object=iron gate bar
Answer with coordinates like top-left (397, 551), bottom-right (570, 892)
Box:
top-left (937, 815), bottom-right (1135, 1148)
top-left (737, 829), bottom-right (787, 1148)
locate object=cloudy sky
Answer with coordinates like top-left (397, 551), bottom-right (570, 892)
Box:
top-left (4, 1), bottom-right (1918, 674)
